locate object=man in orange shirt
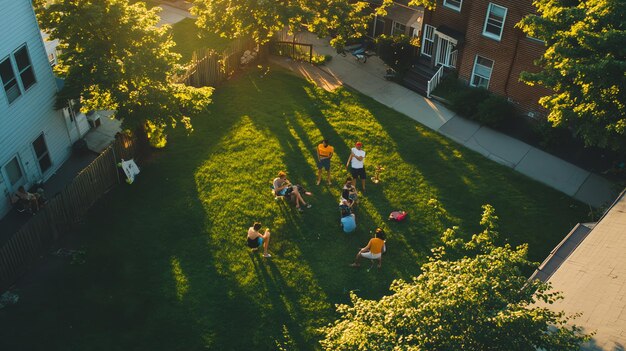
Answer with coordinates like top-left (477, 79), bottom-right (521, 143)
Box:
top-left (350, 228), bottom-right (386, 268)
top-left (316, 139), bottom-right (334, 185)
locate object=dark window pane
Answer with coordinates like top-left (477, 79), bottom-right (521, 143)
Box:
top-left (5, 80), bottom-right (21, 102)
top-left (0, 58), bottom-right (15, 83)
top-left (14, 47), bottom-right (30, 71)
top-left (20, 67), bottom-right (35, 90)
top-left (33, 134), bottom-right (47, 156)
top-left (5, 157), bottom-right (23, 186)
top-left (38, 154), bottom-right (52, 173)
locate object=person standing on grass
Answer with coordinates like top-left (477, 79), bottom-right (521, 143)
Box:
top-left (346, 141), bottom-right (366, 194)
top-left (316, 139), bottom-right (334, 185)
top-left (247, 222), bottom-right (272, 258)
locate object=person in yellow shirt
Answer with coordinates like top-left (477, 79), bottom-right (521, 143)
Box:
top-left (350, 228), bottom-right (386, 268)
top-left (316, 139), bottom-right (334, 185)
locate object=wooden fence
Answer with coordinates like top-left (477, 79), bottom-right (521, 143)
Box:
top-left (0, 134), bottom-right (140, 292)
top-left (172, 37), bottom-right (258, 87)
top-left (269, 41), bottom-right (313, 62)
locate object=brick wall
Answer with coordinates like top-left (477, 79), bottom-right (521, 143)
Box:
top-left (424, 0), bottom-right (550, 114)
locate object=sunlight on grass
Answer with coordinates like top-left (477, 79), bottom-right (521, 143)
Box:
top-left (0, 69), bottom-right (588, 351)
top-left (194, 115), bottom-right (333, 344)
top-left (170, 256), bottom-right (190, 301)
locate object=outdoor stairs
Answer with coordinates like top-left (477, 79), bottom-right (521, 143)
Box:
top-left (402, 63), bottom-right (438, 97)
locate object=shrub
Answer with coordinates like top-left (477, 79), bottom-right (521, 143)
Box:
top-left (374, 34), bottom-right (414, 71)
top-left (311, 54), bottom-right (333, 66)
top-left (473, 94), bottom-right (515, 127)
top-left (448, 87), bottom-right (490, 118)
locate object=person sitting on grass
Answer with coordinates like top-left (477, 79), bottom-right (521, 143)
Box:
top-left (350, 228), bottom-right (386, 268)
top-left (341, 177), bottom-right (358, 206)
top-left (247, 222), bottom-right (272, 258)
top-left (273, 171), bottom-right (312, 212)
top-left (16, 186), bottom-right (42, 213)
top-left (340, 203), bottom-right (356, 233)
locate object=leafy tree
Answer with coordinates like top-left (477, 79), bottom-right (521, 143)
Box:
top-left (320, 205), bottom-right (590, 351)
top-left (517, 0), bottom-right (626, 151)
top-left (190, 0), bottom-right (436, 49)
top-left (37, 0), bottom-right (213, 147)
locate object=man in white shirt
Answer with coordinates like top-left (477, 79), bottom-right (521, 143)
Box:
top-left (346, 141), bottom-right (366, 194)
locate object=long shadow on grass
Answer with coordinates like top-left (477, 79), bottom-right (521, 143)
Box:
top-left (341, 90), bottom-right (585, 262)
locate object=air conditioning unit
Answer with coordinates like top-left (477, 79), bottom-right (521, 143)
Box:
top-left (86, 111), bottom-right (101, 128)
top-left (527, 111), bottom-right (537, 119)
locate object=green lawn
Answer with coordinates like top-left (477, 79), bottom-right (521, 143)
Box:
top-left (0, 68), bottom-right (588, 350)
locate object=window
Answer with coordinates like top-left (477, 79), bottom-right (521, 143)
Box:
top-left (0, 56), bottom-right (21, 103)
top-left (470, 56), bottom-right (494, 89)
top-left (32, 133), bottom-right (52, 173)
top-left (4, 156), bottom-right (24, 187)
top-left (483, 3), bottom-right (507, 40)
top-left (392, 22), bottom-right (406, 36)
top-left (443, 0), bottom-right (462, 11)
top-left (14, 46), bottom-right (36, 91)
top-left (526, 35), bottom-right (545, 44)
top-left (421, 24), bottom-right (435, 57)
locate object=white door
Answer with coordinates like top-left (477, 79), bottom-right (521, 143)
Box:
top-left (1, 155), bottom-right (28, 215)
top-left (435, 37), bottom-right (452, 67)
top-left (63, 107), bottom-right (80, 143)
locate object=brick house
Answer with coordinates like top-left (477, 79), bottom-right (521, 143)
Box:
top-left (419, 0), bottom-right (550, 115)
top-left (367, 1), bottom-right (424, 39)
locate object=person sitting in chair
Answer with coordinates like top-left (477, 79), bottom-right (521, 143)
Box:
top-left (15, 186), bottom-right (41, 213)
top-left (273, 171), bottom-right (312, 212)
top-left (350, 228), bottom-right (386, 268)
top-left (247, 222), bottom-right (272, 258)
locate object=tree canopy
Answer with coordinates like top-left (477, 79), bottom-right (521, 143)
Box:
top-left (191, 0), bottom-right (435, 48)
top-left (38, 0), bottom-right (213, 146)
top-left (320, 205), bottom-right (590, 351)
top-left (518, 0), bottom-right (626, 151)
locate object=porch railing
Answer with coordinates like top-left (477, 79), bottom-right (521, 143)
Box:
top-left (427, 65), bottom-right (445, 98)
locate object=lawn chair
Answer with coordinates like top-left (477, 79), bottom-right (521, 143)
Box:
top-left (9, 194), bottom-right (31, 215)
top-left (270, 184), bottom-right (286, 201)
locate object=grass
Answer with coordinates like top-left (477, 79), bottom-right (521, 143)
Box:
top-left (0, 68), bottom-right (588, 350)
top-left (170, 18), bottom-right (232, 63)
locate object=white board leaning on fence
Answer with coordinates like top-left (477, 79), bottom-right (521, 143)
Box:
top-left (120, 159), bottom-right (140, 184)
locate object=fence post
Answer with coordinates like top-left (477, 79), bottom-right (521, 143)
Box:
top-left (309, 45), bottom-right (312, 63)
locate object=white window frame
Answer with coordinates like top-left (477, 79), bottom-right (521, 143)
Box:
top-left (482, 3), bottom-right (507, 41)
top-left (421, 24), bottom-right (435, 57)
top-left (443, 0), bottom-right (463, 12)
top-left (32, 133), bottom-right (52, 174)
top-left (470, 55), bottom-right (494, 89)
top-left (3, 155), bottom-right (25, 188)
top-left (392, 21), bottom-right (407, 36)
top-left (0, 55), bottom-right (21, 104)
top-left (13, 44), bottom-right (36, 91)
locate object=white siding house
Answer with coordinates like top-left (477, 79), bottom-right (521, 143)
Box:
top-left (0, 0), bottom-right (73, 217)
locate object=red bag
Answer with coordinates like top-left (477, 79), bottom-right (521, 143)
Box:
top-left (388, 211), bottom-right (407, 221)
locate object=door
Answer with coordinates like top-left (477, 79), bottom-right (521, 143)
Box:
top-left (435, 37), bottom-right (452, 67)
top-left (1, 155), bottom-right (28, 216)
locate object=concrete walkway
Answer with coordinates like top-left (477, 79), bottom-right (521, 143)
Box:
top-left (154, 3), bottom-right (620, 208)
top-left (273, 32), bottom-right (620, 208)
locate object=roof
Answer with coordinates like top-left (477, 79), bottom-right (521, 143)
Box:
top-left (535, 190), bottom-right (626, 350)
top-left (435, 25), bottom-right (465, 42)
top-left (379, 2), bottom-right (423, 26)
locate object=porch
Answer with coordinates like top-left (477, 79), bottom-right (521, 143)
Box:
top-left (0, 113), bottom-right (121, 245)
